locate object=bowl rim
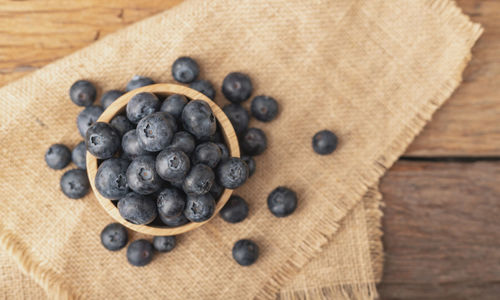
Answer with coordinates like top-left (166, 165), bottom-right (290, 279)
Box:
top-left (86, 83), bottom-right (239, 235)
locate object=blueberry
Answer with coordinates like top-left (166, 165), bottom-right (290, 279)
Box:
top-left (209, 182), bottom-right (224, 200)
top-left (126, 75), bottom-right (155, 92)
top-left (182, 100), bottom-right (216, 139)
top-left (110, 115), bottom-right (134, 137)
top-left (172, 57), bottom-right (200, 83)
top-left (122, 130), bottom-right (148, 160)
top-left (232, 239), bottom-right (259, 266)
top-left (95, 158), bottom-right (129, 200)
top-left (267, 186), bottom-right (297, 217)
top-left (71, 141), bottom-right (87, 169)
top-left (77, 105), bottom-right (103, 137)
top-left (183, 193), bottom-right (216, 222)
top-left (222, 72), bottom-right (252, 103)
top-left (126, 92), bottom-right (160, 124)
top-left (159, 213), bottom-right (189, 227)
top-left (216, 143), bottom-right (230, 162)
top-left (156, 148), bottom-right (190, 182)
top-left (60, 169), bottom-right (89, 199)
top-left (153, 236), bottom-right (176, 253)
top-left (216, 157), bottom-right (248, 189)
top-left (101, 90), bottom-right (125, 110)
top-left (69, 80), bottom-right (97, 107)
top-left (118, 192), bottom-right (157, 225)
top-left (45, 144), bottom-right (71, 170)
top-left (251, 95), bottom-right (278, 122)
top-left (160, 94), bottom-right (188, 120)
top-left (223, 104), bottom-right (249, 135)
top-left (136, 112), bottom-right (175, 152)
top-left (126, 156), bottom-right (163, 195)
top-left (220, 195), bottom-right (248, 223)
top-left (127, 239), bottom-right (154, 267)
top-left (157, 187), bottom-right (186, 218)
top-left (183, 164), bottom-right (215, 195)
top-left (169, 131), bottom-right (196, 154)
top-left (85, 122), bottom-right (121, 159)
top-left (193, 142), bottom-right (221, 168)
top-left (189, 80), bottom-right (215, 100)
top-left (240, 128), bottom-right (267, 156)
top-left (312, 130), bottom-right (338, 155)
top-left (241, 156), bottom-right (255, 177)
top-left (100, 223), bottom-right (128, 251)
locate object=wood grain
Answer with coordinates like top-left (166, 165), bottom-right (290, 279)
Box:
top-left (378, 161), bottom-right (500, 299)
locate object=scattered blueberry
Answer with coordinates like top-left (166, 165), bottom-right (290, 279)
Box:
top-left (181, 100), bottom-right (216, 139)
top-left (69, 80), bottom-right (97, 107)
top-left (159, 212), bottom-right (189, 227)
top-left (72, 141), bottom-right (87, 169)
top-left (267, 186), bottom-right (297, 217)
top-left (85, 122), bottom-right (121, 159)
top-left (169, 131), bottom-right (196, 155)
top-left (183, 193), bottom-right (216, 222)
top-left (77, 105), bottom-right (103, 137)
top-left (240, 128), bottom-right (267, 156)
top-left (126, 75), bottom-right (155, 92)
top-left (312, 130), bottom-right (338, 155)
top-left (126, 92), bottom-right (160, 124)
top-left (95, 158), bottom-right (130, 200)
top-left (122, 130), bottom-right (148, 160)
top-left (209, 182), bottom-right (224, 200)
top-left (223, 104), bottom-right (249, 136)
top-left (220, 195), bottom-right (248, 223)
top-left (156, 148), bottom-right (190, 182)
top-left (110, 115), bottom-right (134, 137)
top-left (193, 142), bottom-right (221, 168)
top-left (127, 239), bottom-right (154, 267)
top-left (101, 223), bottom-right (128, 251)
top-left (45, 144), bottom-right (71, 170)
top-left (153, 236), bottom-right (176, 253)
top-left (216, 143), bottom-right (230, 161)
top-left (160, 94), bottom-right (188, 120)
top-left (60, 169), bottom-right (89, 199)
top-left (232, 239), bottom-right (259, 266)
top-left (118, 192), bottom-right (157, 225)
top-left (101, 90), bottom-right (125, 110)
top-left (183, 164), bottom-right (215, 195)
top-left (222, 72), bottom-right (252, 103)
top-left (241, 156), bottom-right (255, 177)
top-left (189, 79), bottom-right (215, 100)
top-left (172, 57), bottom-right (200, 83)
top-left (136, 112), bottom-right (175, 152)
top-left (251, 95), bottom-right (278, 122)
top-left (157, 187), bottom-right (186, 218)
top-left (216, 157), bottom-right (248, 189)
top-left (126, 155), bottom-right (163, 195)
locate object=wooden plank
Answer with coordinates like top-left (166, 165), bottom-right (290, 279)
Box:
top-left (378, 161), bottom-right (500, 299)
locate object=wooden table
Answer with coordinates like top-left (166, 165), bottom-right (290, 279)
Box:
top-left (0, 1), bottom-right (498, 299)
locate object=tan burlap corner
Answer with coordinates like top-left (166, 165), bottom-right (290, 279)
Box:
top-left (0, 0), bottom-right (481, 299)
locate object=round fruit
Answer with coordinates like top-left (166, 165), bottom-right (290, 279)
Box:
top-left (101, 90), bottom-right (124, 109)
top-left (122, 130), bottom-right (149, 160)
top-left (126, 92), bottom-right (160, 124)
top-left (156, 148), bottom-right (190, 182)
top-left (45, 144), bottom-right (71, 170)
top-left (153, 236), bottom-right (176, 252)
top-left (222, 72), bottom-right (252, 103)
top-left (126, 156), bottom-right (163, 195)
top-left (60, 169), bottom-right (89, 199)
top-left (127, 239), bottom-right (154, 267)
top-left (220, 195), bottom-right (249, 223)
top-left (77, 105), bottom-right (103, 137)
top-left (240, 128), bottom-right (267, 156)
top-left (69, 80), bottom-right (97, 107)
top-left (184, 193), bottom-right (216, 222)
top-left (312, 130), bottom-right (338, 155)
top-left (251, 95), bottom-right (278, 122)
top-left (216, 157), bottom-right (248, 189)
top-left (118, 192), bottom-right (157, 225)
top-left (85, 122), bottom-right (121, 159)
top-left (182, 100), bottom-right (216, 139)
top-left (100, 223), bottom-right (128, 251)
top-left (71, 141), bottom-right (87, 169)
top-left (95, 158), bottom-right (129, 200)
top-left (126, 75), bottom-right (155, 92)
top-left (223, 104), bottom-right (249, 135)
top-left (232, 239), bottom-right (259, 266)
top-left (267, 186), bottom-right (297, 217)
top-left (136, 112), bottom-right (175, 152)
top-left (183, 164), bottom-right (215, 195)
top-left (172, 57), bottom-right (200, 83)
top-left (193, 142), bottom-right (221, 168)
top-left (189, 79), bottom-right (215, 100)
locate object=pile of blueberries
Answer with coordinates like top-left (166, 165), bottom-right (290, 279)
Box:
top-left (45, 56), bottom-right (338, 267)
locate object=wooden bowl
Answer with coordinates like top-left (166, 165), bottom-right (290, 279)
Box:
top-left (86, 83), bottom-right (239, 235)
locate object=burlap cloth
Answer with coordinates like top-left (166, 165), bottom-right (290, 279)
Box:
top-left (0, 0), bottom-right (481, 299)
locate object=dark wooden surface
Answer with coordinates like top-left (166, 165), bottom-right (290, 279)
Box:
top-left (0, 1), bottom-right (498, 299)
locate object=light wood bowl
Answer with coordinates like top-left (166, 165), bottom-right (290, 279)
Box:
top-left (86, 83), bottom-right (239, 235)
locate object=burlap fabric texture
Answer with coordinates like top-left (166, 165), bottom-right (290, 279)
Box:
top-left (0, 0), bottom-right (481, 299)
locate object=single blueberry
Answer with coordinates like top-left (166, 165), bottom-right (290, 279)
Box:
top-left (241, 156), bottom-right (256, 177)
top-left (156, 148), bottom-right (190, 182)
top-left (251, 95), bottom-right (279, 122)
top-left (189, 80), bottom-right (215, 100)
top-left (222, 72), bottom-right (252, 103)
top-left (118, 192), bottom-right (157, 225)
top-left (69, 80), bottom-right (97, 107)
top-left (312, 130), bottom-right (338, 155)
top-left (209, 182), bottom-right (224, 200)
top-left (169, 131), bottom-right (196, 155)
top-left (127, 239), bottom-right (154, 267)
top-left (216, 157), bottom-right (248, 189)
top-left (183, 193), bottom-right (216, 222)
top-left (126, 156), bottom-right (163, 195)
top-left (110, 115), bottom-right (134, 137)
top-left (85, 122), bottom-right (121, 159)
top-left (122, 130), bottom-right (149, 160)
top-left (240, 128), bottom-right (267, 156)
top-left (153, 236), bottom-right (176, 253)
top-left (95, 158), bottom-right (130, 200)
top-left (183, 164), bottom-right (215, 195)
top-left (232, 239), bottom-right (259, 266)
top-left (216, 143), bottom-right (230, 162)
top-left (60, 169), bottom-right (89, 199)
top-left (193, 142), bottom-right (221, 168)
top-left (223, 104), bottom-right (249, 136)
top-left (101, 90), bottom-right (125, 110)
top-left (172, 57), bottom-right (200, 83)
top-left (160, 94), bottom-right (188, 120)
top-left (100, 223), bottom-right (128, 251)
top-left (45, 144), bottom-right (71, 170)
top-left (267, 186), bottom-right (297, 217)
top-left (157, 187), bottom-right (186, 218)
top-left (220, 195), bottom-right (249, 223)
top-left (126, 92), bottom-right (160, 124)
top-left (77, 105), bottom-right (103, 137)
top-left (181, 100), bottom-right (216, 139)
top-left (136, 112), bottom-right (175, 152)
top-left (72, 141), bottom-right (87, 169)
top-left (126, 75), bottom-right (155, 92)
top-left (159, 213), bottom-right (189, 227)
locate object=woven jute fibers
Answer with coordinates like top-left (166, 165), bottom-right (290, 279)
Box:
top-left (0, 0), bottom-right (481, 299)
